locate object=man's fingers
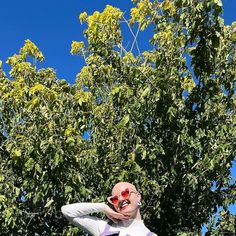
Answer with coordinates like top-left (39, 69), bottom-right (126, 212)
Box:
top-left (106, 214), bottom-right (119, 223)
top-left (107, 214), bottom-right (117, 220)
top-left (115, 212), bottom-right (129, 219)
top-left (114, 214), bottom-right (129, 221)
top-left (111, 217), bottom-right (118, 223)
top-left (105, 210), bottom-right (130, 222)
top-left (104, 205), bottom-right (130, 221)
top-left (120, 215), bottom-right (130, 220)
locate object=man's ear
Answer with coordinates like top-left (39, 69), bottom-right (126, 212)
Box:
top-left (137, 192), bottom-right (141, 201)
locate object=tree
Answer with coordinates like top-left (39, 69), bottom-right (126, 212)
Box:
top-left (0, 40), bottom-right (96, 235)
top-left (205, 210), bottom-right (236, 235)
top-left (0, 0), bottom-right (236, 235)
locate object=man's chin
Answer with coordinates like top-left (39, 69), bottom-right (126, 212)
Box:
top-left (120, 206), bottom-right (137, 215)
top-left (120, 205), bottom-right (129, 212)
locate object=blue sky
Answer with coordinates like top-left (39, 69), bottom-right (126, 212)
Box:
top-left (0, 0), bottom-right (235, 230)
top-left (0, 0), bottom-right (235, 84)
top-left (0, 0), bottom-right (134, 84)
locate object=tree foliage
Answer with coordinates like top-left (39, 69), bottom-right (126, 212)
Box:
top-left (0, 0), bottom-right (236, 235)
top-left (205, 210), bottom-right (236, 236)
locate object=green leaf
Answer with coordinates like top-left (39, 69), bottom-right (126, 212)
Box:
top-left (35, 163), bottom-right (42, 173)
top-left (141, 86), bottom-right (150, 98)
top-left (0, 195), bottom-right (6, 202)
top-left (65, 186), bottom-right (73, 194)
top-left (214, 0), bottom-right (222, 7)
top-left (25, 158), bottom-right (35, 171)
top-left (44, 199), bottom-right (54, 208)
top-left (12, 148), bottom-right (22, 157)
top-left (117, 115), bottom-right (130, 129)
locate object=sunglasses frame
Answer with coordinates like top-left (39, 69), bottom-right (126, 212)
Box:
top-left (107, 188), bottom-right (137, 206)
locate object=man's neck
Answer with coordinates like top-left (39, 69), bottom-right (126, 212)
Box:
top-left (134, 210), bottom-right (142, 220)
top-left (128, 209), bottom-right (142, 220)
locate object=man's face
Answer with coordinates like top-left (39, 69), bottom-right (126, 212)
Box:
top-left (110, 182), bottom-right (141, 216)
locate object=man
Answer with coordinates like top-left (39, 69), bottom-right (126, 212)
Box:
top-left (61, 181), bottom-right (157, 236)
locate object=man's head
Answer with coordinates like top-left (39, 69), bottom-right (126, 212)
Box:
top-left (107, 182), bottom-right (141, 219)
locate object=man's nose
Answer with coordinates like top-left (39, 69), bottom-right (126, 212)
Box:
top-left (118, 194), bottom-right (125, 202)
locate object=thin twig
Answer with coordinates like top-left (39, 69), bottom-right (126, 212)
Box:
top-left (122, 16), bottom-right (141, 55)
top-left (131, 25), bottom-right (141, 54)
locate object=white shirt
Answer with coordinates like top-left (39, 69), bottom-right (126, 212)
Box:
top-left (61, 202), bottom-right (157, 236)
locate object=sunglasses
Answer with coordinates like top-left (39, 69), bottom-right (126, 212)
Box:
top-left (107, 188), bottom-right (136, 205)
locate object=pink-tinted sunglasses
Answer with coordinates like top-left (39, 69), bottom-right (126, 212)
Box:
top-left (107, 188), bottom-right (136, 205)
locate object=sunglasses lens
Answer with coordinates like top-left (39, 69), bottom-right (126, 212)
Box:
top-left (108, 188), bottom-right (131, 205)
top-left (121, 189), bottom-right (130, 199)
top-left (110, 196), bottom-right (119, 205)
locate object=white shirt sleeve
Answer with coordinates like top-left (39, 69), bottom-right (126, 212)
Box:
top-left (61, 202), bottom-right (108, 236)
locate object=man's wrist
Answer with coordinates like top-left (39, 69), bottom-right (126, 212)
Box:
top-left (102, 203), bottom-right (108, 212)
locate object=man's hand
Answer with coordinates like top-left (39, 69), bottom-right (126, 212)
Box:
top-left (103, 204), bottom-right (129, 223)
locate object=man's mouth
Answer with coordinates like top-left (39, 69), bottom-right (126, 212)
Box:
top-left (119, 200), bottom-right (130, 210)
